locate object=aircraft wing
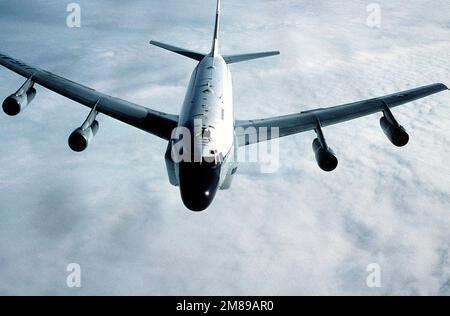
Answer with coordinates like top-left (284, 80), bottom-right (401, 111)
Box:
top-left (0, 52), bottom-right (179, 140)
top-left (235, 83), bottom-right (449, 146)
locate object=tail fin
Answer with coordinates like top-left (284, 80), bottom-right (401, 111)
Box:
top-left (149, 40), bottom-right (206, 61)
top-left (151, 0), bottom-right (280, 64)
top-left (210, 0), bottom-right (221, 57)
top-left (150, 0), bottom-right (221, 60)
top-left (212, 0), bottom-right (279, 63)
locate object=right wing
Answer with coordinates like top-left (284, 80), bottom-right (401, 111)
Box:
top-left (0, 52), bottom-right (179, 140)
top-left (236, 83), bottom-right (449, 146)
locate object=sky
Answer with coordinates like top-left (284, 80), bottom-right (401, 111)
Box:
top-left (0, 0), bottom-right (449, 295)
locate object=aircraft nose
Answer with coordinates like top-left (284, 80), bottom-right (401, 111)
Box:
top-left (180, 187), bottom-right (217, 212)
top-left (179, 162), bottom-right (221, 212)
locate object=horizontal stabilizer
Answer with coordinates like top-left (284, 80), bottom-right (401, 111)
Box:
top-left (223, 51), bottom-right (280, 64)
top-left (150, 40), bottom-right (206, 61)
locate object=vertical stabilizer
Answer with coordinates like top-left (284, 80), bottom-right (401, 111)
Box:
top-left (210, 0), bottom-right (221, 57)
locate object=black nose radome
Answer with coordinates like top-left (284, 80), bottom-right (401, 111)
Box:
top-left (179, 162), bottom-right (221, 212)
top-left (181, 189), bottom-right (217, 212)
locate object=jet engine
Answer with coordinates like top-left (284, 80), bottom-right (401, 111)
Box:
top-left (312, 138), bottom-right (338, 172)
top-left (68, 121), bottom-right (99, 152)
top-left (379, 105), bottom-right (409, 147)
top-left (312, 121), bottom-right (338, 172)
top-left (68, 106), bottom-right (99, 152)
top-left (2, 78), bottom-right (36, 116)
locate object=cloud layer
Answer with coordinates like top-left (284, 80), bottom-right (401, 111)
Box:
top-left (0, 0), bottom-right (449, 295)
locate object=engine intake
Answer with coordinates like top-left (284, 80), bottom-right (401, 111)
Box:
top-left (68, 120), bottom-right (99, 152)
top-left (380, 117), bottom-right (409, 147)
top-left (312, 120), bottom-right (338, 172)
top-left (68, 105), bottom-right (100, 152)
top-left (312, 138), bottom-right (338, 172)
top-left (380, 105), bottom-right (409, 147)
top-left (2, 78), bottom-right (36, 116)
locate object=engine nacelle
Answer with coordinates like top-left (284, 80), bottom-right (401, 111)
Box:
top-left (68, 120), bottom-right (99, 152)
top-left (2, 86), bottom-right (36, 116)
top-left (380, 117), bottom-right (409, 147)
top-left (312, 138), bottom-right (338, 172)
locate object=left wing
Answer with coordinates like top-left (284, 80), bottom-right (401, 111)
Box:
top-left (236, 83), bottom-right (449, 146)
top-left (0, 52), bottom-right (178, 140)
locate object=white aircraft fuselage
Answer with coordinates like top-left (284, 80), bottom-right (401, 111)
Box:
top-left (171, 55), bottom-right (238, 211)
top-left (156, 0), bottom-right (281, 211)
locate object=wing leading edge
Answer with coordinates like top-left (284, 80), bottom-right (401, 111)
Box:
top-left (235, 83), bottom-right (449, 146)
top-left (0, 52), bottom-right (179, 140)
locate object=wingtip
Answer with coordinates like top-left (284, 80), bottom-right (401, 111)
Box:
top-left (271, 51), bottom-right (281, 57)
top-left (438, 83), bottom-right (449, 90)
